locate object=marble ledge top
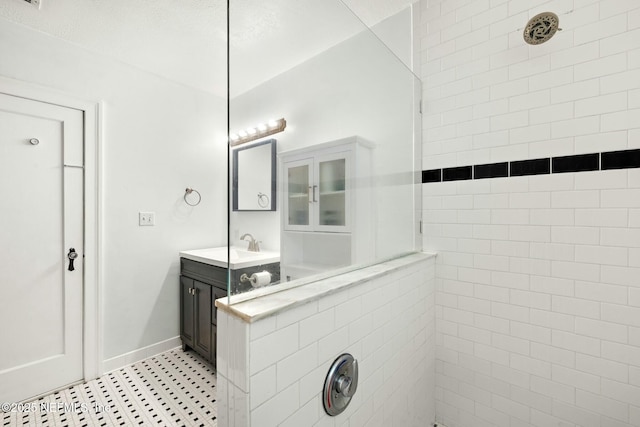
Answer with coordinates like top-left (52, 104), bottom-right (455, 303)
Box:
top-left (215, 251), bottom-right (436, 323)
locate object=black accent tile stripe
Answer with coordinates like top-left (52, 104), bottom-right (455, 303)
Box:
top-left (422, 169), bottom-right (442, 183)
top-left (474, 162), bottom-right (508, 180)
top-left (602, 149), bottom-right (640, 170)
top-left (443, 166), bottom-right (472, 182)
top-left (552, 153), bottom-right (599, 174)
top-left (423, 148), bottom-right (640, 184)
top-left (510, 158), bottom-right (550, 177)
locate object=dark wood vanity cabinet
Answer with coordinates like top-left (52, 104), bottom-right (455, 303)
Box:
top-left (180, 258), bottom-right (227, 367)
top-left (180, 256), bottom-right (281, 367)
top-left (180, 277), bottom-right (213, 360)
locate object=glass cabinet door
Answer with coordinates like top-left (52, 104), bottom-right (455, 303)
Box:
top-left (285, 160), bottom-right (312, 229)
top-left (316, 151), bottom-right (350, 231)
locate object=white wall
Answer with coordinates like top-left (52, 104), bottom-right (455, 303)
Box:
top-left (230, 11), bottom-right (417, 260)
top-left (368, 6), bottom-right (414, 71)
top-left (420, 0), bottom-right (640, 426)
top-left (217, 254), bottom-right (436, 427)
top-left (0, 0), bottom-right (225, 96)
top-left (0, 19), bottom-right (227, 364)
top-left (342, 0), bottom-right (416, 30)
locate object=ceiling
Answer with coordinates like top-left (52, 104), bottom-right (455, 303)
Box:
top-left (0, 0), bottom-right (414, 97)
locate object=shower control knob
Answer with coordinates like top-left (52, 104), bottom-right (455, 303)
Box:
top-left (323, 353), bottom-right (358, 416)
top-left (335, 374), bottom-right (353, 397)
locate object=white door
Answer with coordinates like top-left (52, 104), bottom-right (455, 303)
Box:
top-left (0, 92), bottom-right (84, 403)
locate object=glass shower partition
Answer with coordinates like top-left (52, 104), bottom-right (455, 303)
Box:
top-left (227, 0), bottom-right (422, 299)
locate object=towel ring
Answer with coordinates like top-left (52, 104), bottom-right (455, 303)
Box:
top-left (184, 188), bottom-right (201, 206)
top-left (257, 192), bottom-right (269, 208)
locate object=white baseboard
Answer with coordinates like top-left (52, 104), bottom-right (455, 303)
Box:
top-left (102, 336), bottom-right (182, 374)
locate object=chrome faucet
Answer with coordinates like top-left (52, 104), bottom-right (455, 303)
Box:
top-left (240, 233), bottom-right (260, 252)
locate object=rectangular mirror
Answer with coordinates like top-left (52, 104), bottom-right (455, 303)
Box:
top-left (232, 139), bottom-right (277, 211)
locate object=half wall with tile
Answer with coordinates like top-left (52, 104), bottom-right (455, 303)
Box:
top-left (216, 253), bottom-right (436, 427)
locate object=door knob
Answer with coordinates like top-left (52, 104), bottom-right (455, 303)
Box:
top-left (67, 248), bottom-right (78, 271)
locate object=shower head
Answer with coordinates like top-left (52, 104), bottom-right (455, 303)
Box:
top-left (523, 12), bottom-right (560, 45)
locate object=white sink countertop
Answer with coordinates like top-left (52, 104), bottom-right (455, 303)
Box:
top-left (179, 246), bottom-right (280, 269)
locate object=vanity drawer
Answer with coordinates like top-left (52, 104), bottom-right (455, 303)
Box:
top-left (180, 258), bottom-right (227, 289)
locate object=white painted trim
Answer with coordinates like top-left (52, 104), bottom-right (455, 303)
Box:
top-left (84, 101), bottom-right (102, 379)
top-left (102, 337), bottom-right (182, 374)
top-left (95, 101), bottom-right (105, 377)
top-left (0, 75), bottom-right (102, 381)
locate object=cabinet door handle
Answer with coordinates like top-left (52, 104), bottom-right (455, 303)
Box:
top-left (313, 185), bottom-right (318, 202)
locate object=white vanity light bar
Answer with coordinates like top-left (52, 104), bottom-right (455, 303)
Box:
top-left (229, 118), bottom-right (286, 146)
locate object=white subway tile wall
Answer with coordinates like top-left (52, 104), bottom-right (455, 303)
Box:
top-left (218, 258), bottom-right (436, 427)
top-left (421, 0), bottom-right (640, 426)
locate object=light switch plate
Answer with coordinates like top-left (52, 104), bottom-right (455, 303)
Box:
top-left (139, 212), bottom-right (155, 226)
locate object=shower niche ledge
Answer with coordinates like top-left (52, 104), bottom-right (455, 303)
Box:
top-left (216, 252), bottom-right (435, 323)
